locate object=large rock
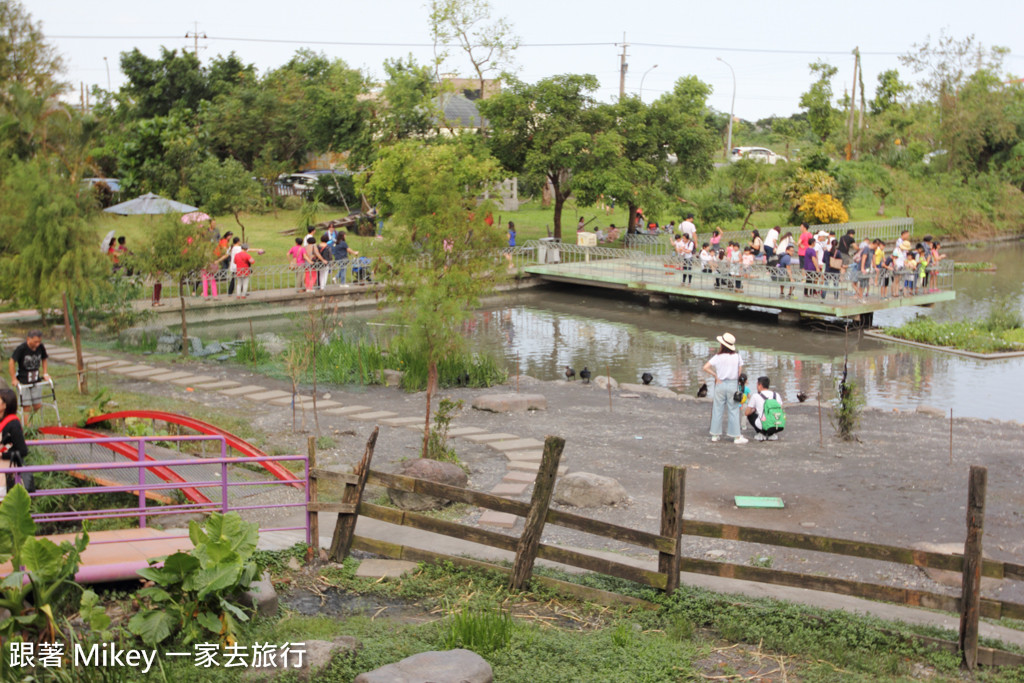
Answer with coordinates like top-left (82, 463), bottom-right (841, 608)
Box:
top-left (355, 649), bottom-right (492, 683)
top-left (382, 369), bottom-right (404, 387)
top-left (389, 459), bottom-right (468, 511)
top-left (238, 572), bottom-right (277, 617)
top-left (156, 335), bottom-right (182, 354)
top-left (554, 472), bottom-right (629, 508)
top-left (472, 393), bottom-right (547, 412)
top-left (619, 383), bottom-right (679, 400)
top-left (119, 325), bottom-right (171, 348)
top-left (593, 375), bottom-right (618, 391)
top-left (916, 405), bottom-right (947, 418)
top-left (255, 332), bottom-right (288, 355)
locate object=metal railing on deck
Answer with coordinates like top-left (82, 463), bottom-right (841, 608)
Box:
top-left (16, 435), bottom-right (309, 545)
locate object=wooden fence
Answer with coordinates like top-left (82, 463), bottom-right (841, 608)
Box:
top-left (309, 432), bottom-right (1024, 669)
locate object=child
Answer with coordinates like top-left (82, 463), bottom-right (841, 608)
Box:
top-left (903, 250), bottom-right (918, 295)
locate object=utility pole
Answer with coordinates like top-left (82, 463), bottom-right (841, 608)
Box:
top-left (617, 33), bottom-right (629, 99)
top-left (846, 47), bottom-right (860, 160)
top-left (185, 21), bottom-right (207, 59)
top-left (717, 58), bottom-right (736, 159)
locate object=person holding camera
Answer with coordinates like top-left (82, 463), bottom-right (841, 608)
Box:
top-left (702, 332), bottom-right (748, 444)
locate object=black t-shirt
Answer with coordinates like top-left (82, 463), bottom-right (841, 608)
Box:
top-left (1, 416), bottom-right (27, 464)
top-left (11, 342), bottom-right (47, 384)
top-left (331, 240), bottom-right (350, 261)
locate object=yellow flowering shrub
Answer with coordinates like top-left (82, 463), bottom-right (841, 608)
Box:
top-left (797, 192), bottom-right (849, 225)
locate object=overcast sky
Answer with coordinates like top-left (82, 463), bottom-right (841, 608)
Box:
top-left (35, 0), bottom-right (1024, 122)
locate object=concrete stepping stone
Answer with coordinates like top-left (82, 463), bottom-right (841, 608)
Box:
top-left (79, 354), bottom-right (109, 362)
top-left (380, 416), bottom-right (424, 427)
top-left (445, 427), bottom-right (487, 437)
top-left (507, 461), bottom-right (568, 476)
top-left (268, 395), bottom-right (315, 407)
top-left (247, 390), bottom-right (293, 402)
top-left (478, 510), bottom-right (517, 529)
top-left (146, 371), bottom-right (195, 382)
top-left (488, 438), bottom-right (545, 452)
top-left (324, 405), bottom-right (372, 416)
top-left (86, 360), bottom-right (129, 370)
top-left (354, 559), bottom-right (419, 579)
top-left (219, 384), bottom-right (267, 396)
top-left (123, 368), bottom-right (171, 379)
top-left (504, 449), bottom-right (543, 462)
top-left (169, 375), bottom-right (215, 386)
top-left (461, 432), bottom-right (519, 444)
top-left (348, 410), bottom-right (398, 422)
top-left (502, 471), bottom-right (537, 484)
top-left (311, 400), bottom-right (342, 410)
top-left (490, 482), bottom-right (529, 497)
top-left (108, 364), bottom-right (155, 375)
top-left (191, 380), bottom-right (240, 390)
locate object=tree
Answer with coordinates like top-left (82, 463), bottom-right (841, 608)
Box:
top-left (0, 0), bottom-right (65, 100)
top-left (726, 160), bottom-right (782, 229)
top-left (799, 60), bottom-right (841, 145)
top-left (479, 74), bottom-right (621, 239)
top-left (0, 159), bottom-right (106, 316)
top-left (360, 139), bottom-right (506, 458)
top-left (380, 56), bottom-right (440, 143)
top-left (428, 0), bottom-right (519, 100)
top-left (870, 69), bottom-right (911, 115)
top-left (120, 48), bottom-right (210, 120)
top-left (135, 218), bottom-right (213, 356)
top-left (189, 157), bottom-right (262, 240)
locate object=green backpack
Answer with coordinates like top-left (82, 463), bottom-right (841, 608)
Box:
top-left (759, 391), bottom-right (786, 431)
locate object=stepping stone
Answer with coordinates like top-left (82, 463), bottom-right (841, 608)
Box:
top-left (311, 400), bottom-right (342, 410)
top-left (504, 449), bottom-right (543, 462)
top-left (247, 390), bottom-right (293, 402)
top-left (146, 371), bottom-right (194, 382)
top-left (87, 360), bottom-right (127, 370)
top-left (490, 482), bottom-right (529, 497)
top-left (268, 395), bottom-right (315, 407)
top-left (169, 374), bottom-right (215, 386)
top-left (324, 405), bottom-right (373, 416)
top-left (108, 364), bottom-right (154, 375)
top-left (124, 368), bottom-right (171, 379)
top-left (461, 432), bottom-right (519, 444)
top-left (80, 354), bottom-right (109, 362)
top-left (478, 510), bottom-right (517, 529)
top-left (354, 559), bottom-right (419, 579)
top-left (191, 380), bottom-right (240, 391)
top-left (219, 384), bottom-right (267, 397)
top-left (380, 416), bottom-right (424, 427)
top-left (502, 471), bottom-right (537, 484)
top-left (507, 461), bottom-right (568, 476)
top-left (446, 426), bottom-right (487, 437)
top-left (348, 410), bottom-right (398, 422)
top-left (488, 438), bottom-right (545, 452)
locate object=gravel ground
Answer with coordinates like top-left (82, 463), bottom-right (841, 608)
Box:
top-left (105, 359), bottom-right (1024, 609)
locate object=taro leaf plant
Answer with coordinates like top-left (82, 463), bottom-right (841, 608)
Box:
top-left (128, 512), bottom-right (259, 647)
top-left (0, 485), bottom-right (89, 641)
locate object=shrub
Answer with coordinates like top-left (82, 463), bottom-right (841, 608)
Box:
top-left (426, 398), bottom-right (464, 465)
top-left (440, 606), bottom-right (513, 654)
top-left (797, 192), bottom-right (849, 225)
top-left (832, 379), bottom-right (863, 441)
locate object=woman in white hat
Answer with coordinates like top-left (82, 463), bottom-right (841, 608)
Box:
top-left (702, 333), bottom-right (748, 444)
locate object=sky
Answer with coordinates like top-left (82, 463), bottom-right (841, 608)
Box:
top-left (33, 0), bottom-right (1024, 122)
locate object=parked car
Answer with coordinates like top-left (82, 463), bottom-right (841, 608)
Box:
top-left (729, 147), bottom-right (787, 165)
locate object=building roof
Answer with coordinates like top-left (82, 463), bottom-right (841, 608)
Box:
top-left (434, 94), bottom-right (486, 129)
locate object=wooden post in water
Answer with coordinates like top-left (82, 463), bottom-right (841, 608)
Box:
top-left (328, 426), bottom-right (379, 562)
top-left (959, 465), bottom-right (987, 670)
top-left (510, 435), bottom-right (565, 590)
top-left (307, 436), bottom-right (318, 564)
top-left (658, 466), bottom-right (686, 594)
top-left (949, 409), bottom-right (953, 466)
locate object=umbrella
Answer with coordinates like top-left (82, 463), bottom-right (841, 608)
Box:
top-left (103, 192), bottom-right (199, 216)
top-left (100, 230), bottom-right (116, 253)
top-left (181, 211), bottom-right (211, 224)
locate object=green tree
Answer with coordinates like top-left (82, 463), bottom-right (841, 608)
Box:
top-left (135, 218), bottom-right (213, 355)
top-left (0, 0), bottom-right (65, 100)
top-left (0, 159), bottom-right (106, 316)
top-left (119, 47), bottom-right (210, 120)
top-left (726, 160), bottom-right (782, 229)
top-left (428, 0), bottom-right (519, 100)
top-left (870, 69), bottom-right (911, 115)
top-left (478, 74), bottom-right (622, 238)
top-left (378, 56), bottom-right (440, 144)
top-left (189, 157), bottom-right (263, 240)
top-left (799, 60), bottom-right (841, 145)
top-left (360, 139), bottom-right (506, 457)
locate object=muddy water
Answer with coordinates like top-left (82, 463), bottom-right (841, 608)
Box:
top-left (192, 241), bottom-right (1024, 422)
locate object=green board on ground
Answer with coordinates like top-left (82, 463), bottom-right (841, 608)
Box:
top-left (734, 496), bottom-right (784, 508)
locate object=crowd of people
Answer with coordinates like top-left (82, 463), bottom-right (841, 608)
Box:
top-left (286, 223), bottom-right (363, 293)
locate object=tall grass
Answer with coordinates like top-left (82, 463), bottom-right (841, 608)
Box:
top-left (440, 605), bottom-right (513, 654)
top-left (885, 306), bottom-right (1024, 354)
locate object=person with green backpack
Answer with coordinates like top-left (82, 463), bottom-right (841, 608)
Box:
top-left (745, 376), bottom-right (786, 441)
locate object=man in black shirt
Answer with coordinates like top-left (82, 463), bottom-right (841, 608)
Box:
top-left (9, 330), bottom-right (49, 418)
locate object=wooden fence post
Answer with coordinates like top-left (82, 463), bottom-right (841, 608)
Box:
top-left (959, 465), bottom-right (987, 670)
top-left (658, 466), bottom-right (686, 594)
top-left (510, 435), bottom-right (565, 591)
top-left (328, 426), bottom-right (379, 562)
top-left (306, 436), bottom-right (318, 564)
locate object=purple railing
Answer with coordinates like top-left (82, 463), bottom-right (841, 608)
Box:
top-left (18, 435), bottom-right (310, 546)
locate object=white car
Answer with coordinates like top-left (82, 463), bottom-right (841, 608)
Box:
top-left (729, 147), bottom-right (787, 165)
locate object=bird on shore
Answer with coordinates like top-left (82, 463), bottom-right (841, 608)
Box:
top-left (796, 391), bottom-right (808, 403)
top-left (564, 366), bottom-right (575, 381)
top-left (579, 367), bottom-right (592, 383)
top-left (456, 371), bottom-right (471, 387)
top-left (641, 372), bottom-right (653, 385)
top-left (696, 382), bottom-right (708, 398)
